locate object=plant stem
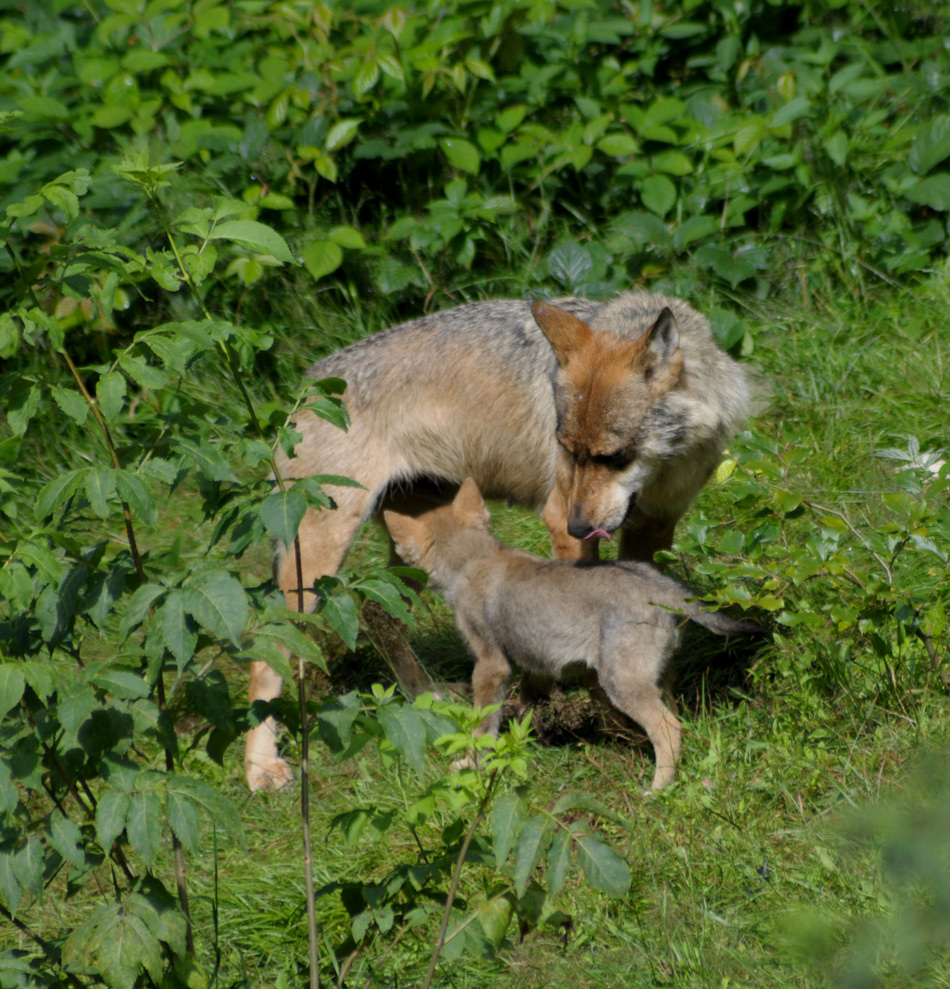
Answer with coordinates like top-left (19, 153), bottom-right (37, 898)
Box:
top-left (421, 769), bottom-right (498, 989)
top-left (295, 535), bottom-right (321, 989)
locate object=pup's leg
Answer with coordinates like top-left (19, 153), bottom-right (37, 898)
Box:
top-left (451, 619), bottom-right (511, 771)
top-left (597, 664), bottom-right (682, 792)
top-left (245, 486), bottom-right (370, 791)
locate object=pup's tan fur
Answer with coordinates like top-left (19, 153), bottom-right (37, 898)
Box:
top-left (246, 293), bottom-right (748, 790)
top-left (384, 480), bottom-right (759, 791)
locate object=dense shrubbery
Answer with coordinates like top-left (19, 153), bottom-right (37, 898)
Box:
top-left (1, 1), bottom-right (949, 986)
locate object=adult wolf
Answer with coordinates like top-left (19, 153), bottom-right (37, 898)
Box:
top-left (245, 292), bottom-right (749, 789)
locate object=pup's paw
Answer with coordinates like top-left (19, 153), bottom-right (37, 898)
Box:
top-left (245, 755), bottom-right (295, 792)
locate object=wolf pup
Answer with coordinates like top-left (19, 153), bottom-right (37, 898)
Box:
top-left (246, 292), bottom-right (749, 790)
top-left (384, 479), bottom-right (759, 791)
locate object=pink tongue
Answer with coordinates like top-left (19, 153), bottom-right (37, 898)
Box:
top-left (583, 529), bottom-right (613, 541)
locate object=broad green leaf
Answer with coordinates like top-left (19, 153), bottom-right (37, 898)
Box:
top-left (209, 220), bottom-right (295, 263)
top-left (353, 60), bottom-right (380, 97)
top-left (597, 133), bottom-right (637, 157)
top-left (328, 225), bottom-right (367, 249)
top-left (96, 371), bottom-right (126, 422)
top-left (575, 831), bottom-right (630, 896)
top-left (440, 138), bottom-right (481, 175)
top-left (546, 827), bottom-right (572, 897)
top-left (51, 385), bottom-right (89, 425)
top-left (48, 816), bottom-right (85, 869)
top-left (378, 703), bottom-right (426, 774)
top-left (673, 215), bottom-right (718, 250)
top-left (547, 241), bottom-right (593, 290)
top-left (910, 116), bottom-right (950, 175)
top-left (0, 848), bottom-right (20, 915)
top-left (512, 816), bottom-right (552, 897)
top-left (12, 837), bottom-right (43, 898)
top-left (261, 487), bottom-right (307, 547)
top-left (167, 775), bottom-right (244, 846)
top-left (120, 582), bottom-right (166, 640)
top-left (181, 571), bottom-right (248, 645)
top-left (115, 471), bottom-right (157, 526)
top-left (165, 787), bottom-right (201, 853)
top-left (640, 174), bottom-right (676, 216)
top-left (357, 575), bottom-right (415, 626)
top-left (127, 790), bottom-right (163, 866)
top-left (84, 467), bottom-right (117, 519)
top-left (7, 380), bottom-right (40, 435)
top-left (89, 669), bottom-right (151, 699)
top-left (64, 900), bottom-right (164, 988)
top-left (905, 173), bottom-right (950, 211)
top-left (0, 666), bottom-right (26, 718)
top-left (96, 789), bottom-right (131, 851)
top-left (319, 590), bottom-right (360, 650)
top-left (492, 792), bottom-right (527, 868)
top-left (769, 96), bottom-right (811, 128)
top-left (325, 118), bottom-right (362, 152)
top-left (301, 239), bottom-right (343, 281)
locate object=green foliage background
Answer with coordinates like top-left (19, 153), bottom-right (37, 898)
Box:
top-left (1, 0), bottom-right (950, 986)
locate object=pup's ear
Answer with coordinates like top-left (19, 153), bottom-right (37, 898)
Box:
top-left (453, 477), bottom-right (490, 527)
top-left (640, 307), bottom-right (683, 394)
top-left (532, 301), bottom-right (594, 367)
top-left (383, 510), bottom-right (422, 549)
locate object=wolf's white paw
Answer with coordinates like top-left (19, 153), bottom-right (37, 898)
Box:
top-left (450, 752), bottom-right (479, 773)
top-left (246, 755), bottom-right (295, 792)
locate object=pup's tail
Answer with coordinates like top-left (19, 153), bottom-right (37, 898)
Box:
top-left (684, 602), bottom-right (765, 638)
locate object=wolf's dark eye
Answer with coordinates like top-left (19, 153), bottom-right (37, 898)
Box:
top-left (591, 446), bottom-right (637, 470)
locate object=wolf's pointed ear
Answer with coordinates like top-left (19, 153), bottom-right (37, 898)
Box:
top-left (383, 509), bottom-right (421, 547)
top-left (532, 301), bottom-right (594, 367)
top-left (641, 307), bottom-right (683, 393)
top-left (454, 477), bottom-right (490, 526)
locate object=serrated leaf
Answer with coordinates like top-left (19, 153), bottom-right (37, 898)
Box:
top-left (48, 816), bottom-right (84, 869)
top-left (90, 669), bottom-right (151, 699)
top-left (325, 118), bottom-right (362, 152)
top-left (319, 591), bottom-right (359, 650)
top-left (261, 487), bottom-right (307, 547)
top-left (353, 60), bottom-right (380, 97)
top-left (640, 174), bottom-right (676, 216)
top-left (301, 239), bottom-right (343, 281)
top-left (716, 458), bottom-right (737, 484)
top-left (181, 571), bottom-right (248, 645)
top-left (12, 837), bottom-right (43, 899)
top-left (165, 788), bottom-right (201, 854)
top-left (51, 385), bottom-right (89, 425)
top-left (597, 133), bottom-right (637, 157)
top-left (769, 96), bottom-right (811, 128)
top-left (64, 899), bottom-right (164, 987)
top-left (0, 667), bottom-right (25, 718)
top-left (905, 173), bottom-right (950, 211)
top-left (84, 467), bottom-right (117, 519)
top-left (440, 138), bottom-right (480, 175)
top-left (378, 703), bottom-right (426, 773)
top-left (97, 371), bottom-right (126, 422)
top-left (0, 848), bottom-right (20, 915)
top-left (492, 792), bottom-right (528, 868)
top-left (328, 225), bottom-right (367, 249)
top-left (7, 381), bottom-right (40, 435)
top-left (547, 241), bottom-right (593, 291)
top-left (167, 775), bottom-right (244, 846)
top-left (546, 827), bottom-right (572, 897)
top-left (209, 220), bottom-right (295, 263)
top-left (127, 790), bottom-right (162, 866)
top-left (910, 116), bottom-right (950, 176)
top-left (115, 471), bottom-right (157, 526)
top-left (36, 471), bottom-right (83, 520)
top-left (96, 789), bottom-right (131, 851)
top-left (120, 582), bottom-right (166, 640)
top-left (575, 832), bottom-right (630, 896)
top-left (358, 576), bottom-right (415, 626)
top-left (160, 591), bottom-right (198, 667)
top-left (512, 816), bottom-right (551, 897)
